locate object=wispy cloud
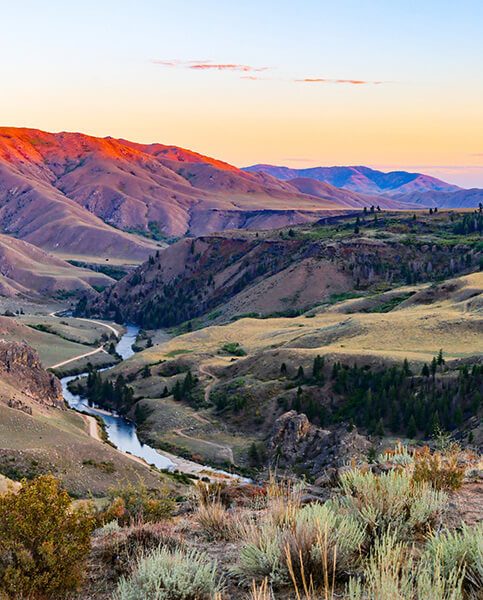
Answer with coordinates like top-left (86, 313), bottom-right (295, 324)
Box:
top-left (295, 78), bottom-right (386, 85)
top-left (152, 59), bottom-right (269, 73)
top-left (151, 60), bottom-right (390, 85)
top-left (240, 75), bottom-right (271, 80)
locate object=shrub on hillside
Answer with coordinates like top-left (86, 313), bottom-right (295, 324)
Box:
top-left (91, 521), bottom-right (183, 588)
top-left (236, 522), bottom-right (286, 585)
top-left (284, 502), bottom-right (365, 589)
top-left (236, 501), bottom-right (364, 589)
top-left (221, 342), bottom-right (247, 356)
top-left (0, 474), bottom-right (95, 599)
top-left (347, 532), bottom-right (465, 600)
top-left (424, 524), bottom-right (483, 595)
top-left (413, 445), bottom-right (465, 491)
top-left (337, 468), bottom-right (447, 541)
top-left (114, 546), bottom-right (222, 600)
top-left (101, 480), bottom-right (175, 526)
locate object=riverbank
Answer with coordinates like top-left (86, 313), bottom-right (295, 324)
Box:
top-left (60, 320), bottom-right (247, 482)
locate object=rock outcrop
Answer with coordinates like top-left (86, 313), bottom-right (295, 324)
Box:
top-left (269, 410), bottom-right (371, 477)
top-left (0, 340), bottom-right (63, 409)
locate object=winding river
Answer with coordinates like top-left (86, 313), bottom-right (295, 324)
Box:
top-left (61, 325), bottom-right (175, 470)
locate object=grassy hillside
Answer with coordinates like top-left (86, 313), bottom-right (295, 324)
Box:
top-left (79, 269), bottom-right (482, 469)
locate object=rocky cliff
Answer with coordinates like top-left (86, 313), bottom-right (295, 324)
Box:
top-left (269, 410), bottom-right (371, 477)
top-left (0, 340), bottom-right (63, 410)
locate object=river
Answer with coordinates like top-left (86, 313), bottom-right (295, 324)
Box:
top-left (61, 324), bottom-right (175, 470)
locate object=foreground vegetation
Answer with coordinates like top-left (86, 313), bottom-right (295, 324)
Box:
top-left (0, 443), bottom-right (481, 599)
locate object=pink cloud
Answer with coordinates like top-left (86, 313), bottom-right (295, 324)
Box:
top-left (189, 63), bottom-right (269, 72)
top-left (152, 59), bottom-right (269, 73)
top-left (295, 78), bottom-right (386, 85)
top-left (240, 75), bottom-right (271, 80)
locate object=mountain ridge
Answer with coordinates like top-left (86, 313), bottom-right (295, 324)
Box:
top-left (0, 127), bottom-right (420, 263)
top-left (243, 163), bottom-right (466, 202)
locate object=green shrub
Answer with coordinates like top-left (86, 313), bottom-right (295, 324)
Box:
top-left (114, 547), bottom-right (222, 600)
top-left (424, 524), bottom-right (483, 595)
top-left (236, 522), bottom-right (286, 585)
top-left (236, 502), bottom-right (364, 589)
top-left (347, 532), bottom-right (465, 600)
top-left (0, 475), bottom-right (95, 599)
top-left (338, 468), bottom-right (447, 541)
top-left (284, 502), bottom-right (365, 586)
top-left (221, 342), bottom-right (247, 356)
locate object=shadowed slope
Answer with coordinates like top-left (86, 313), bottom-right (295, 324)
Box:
top-left (0, 234), bottom-right (113, 297)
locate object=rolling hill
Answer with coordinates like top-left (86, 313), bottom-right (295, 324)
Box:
top-left (0, 234), bottom-right (113, 297)
top-left (0, 128), bottom-right (419, 263)
top-left (390, 188), bottom-right (483, 209)
top-left (243, 164), bottom-right (467, 204)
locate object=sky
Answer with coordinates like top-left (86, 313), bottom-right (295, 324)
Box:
top-left (1, 0), bottom-right (483, 186)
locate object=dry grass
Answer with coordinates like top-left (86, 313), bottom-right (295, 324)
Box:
top-left (413, 445), bottom-right (466, 491)
top-left (195, 501), bottom-right (236, 541)
top-left (248, 578), bottom-right (274, 600)
top-left (136, 272), bottom-right (482, 368)
top-left (265, 474), bottom-right (304, 529)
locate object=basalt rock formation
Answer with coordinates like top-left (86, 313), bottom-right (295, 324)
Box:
top-left (0, 340), bottom-right (63, 409)
top-left (269, 410), bottom-right (371, 477)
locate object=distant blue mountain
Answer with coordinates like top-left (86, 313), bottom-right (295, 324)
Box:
top-left (243, 164), bottom-right (461, 197)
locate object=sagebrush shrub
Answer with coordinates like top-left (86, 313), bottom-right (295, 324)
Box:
top-left (338, 468), bottom-right (447, 540)
top-left (236, 501), bottom-right (364, 590)
top-left (347, 532), bottom-right (465, 600)
top-left (0, 475), bottom-right (95, 599)
top-left (114, 546), bottom-right (222, 600)
top-left (424, 524), bottom-right (483, 595)
top-left (284, 502), bottom-right (365, 586)
top-left (236, 522), bottom-right (286, 585)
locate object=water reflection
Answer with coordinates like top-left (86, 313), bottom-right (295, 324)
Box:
top-left (61, 324), bottom-right (175, 470)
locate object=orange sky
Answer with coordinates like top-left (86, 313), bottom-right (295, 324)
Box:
top-left (1, 1), bottom-right (482, 186)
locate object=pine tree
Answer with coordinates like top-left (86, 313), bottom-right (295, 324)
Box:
top-left (172, 380), bottom-right (182, 401)
top-left (280, 362), bottom-right (287, 376)
top-left (454, 406), bottom-right (463, 426)
top-left (403, 358), bottom-right (411, 376)
top-left (292, 387), bottom-right (302, 412)
top-left (297, 365), bottom-right (305, 380)
top-left (430, 357), bottom-right (438, 380)
top-left (312, 355), bottom-right (325, 381)
top-left (421, 363), bottom-right (430, 377)
top-left (248, 442), bottom-right (260, 467)
top-left (375, 418), bottom-right (385, 437)
top-left (407, 414), bottom-right (417, 438)
top-left (430, 410), bottom-right (441, 435)
top-left (142, 365), bottom-right (151, 379)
